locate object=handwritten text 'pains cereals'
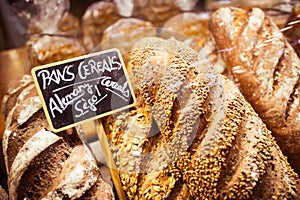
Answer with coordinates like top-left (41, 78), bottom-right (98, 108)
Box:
top-left (36, 55), bottom-right (130, 119)
top-left (37, 55), bottom-right (122, 90)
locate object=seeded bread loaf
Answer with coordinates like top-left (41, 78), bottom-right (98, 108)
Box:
top-left (2, 76), bottom-right (114, 200)
top-left (101, 37), bottom-right (300, 199)
top-left (208, 7), bottom-right (300, 174)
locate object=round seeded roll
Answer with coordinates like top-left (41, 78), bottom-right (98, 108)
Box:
top-left (101, 37), bottom-right (300, 199)
top-left (2, 76), bottom-right (114, 200)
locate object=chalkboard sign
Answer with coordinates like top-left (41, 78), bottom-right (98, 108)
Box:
top-left (32, 49), bottom-right (136, 132)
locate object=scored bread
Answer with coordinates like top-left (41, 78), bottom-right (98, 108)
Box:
top-left (101, 37), bottom-right (300, 199)
top-left (2, 76), bottom-right (114, 200)
top-left (208, 7), bottom-right (300, 174)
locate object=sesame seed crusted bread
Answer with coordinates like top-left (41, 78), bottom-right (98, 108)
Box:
top-left (208, 7), bottom-right (300, 174)
top-left (101, 37), bottom-right (300, 199)
top-left (2, 77), bottom-right (114, 200)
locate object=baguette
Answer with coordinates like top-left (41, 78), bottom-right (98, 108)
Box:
top-left (208, 7), bottom-right (300, 173)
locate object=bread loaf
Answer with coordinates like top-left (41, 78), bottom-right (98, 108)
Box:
top-left (208, 7), bottom-right (300, 173)
top-left (82, 1), bottom-right (120, 51)
top-left (161, 12), bottom-right (226, 74)
top-left (2, 76), bottom-right (114, 200)
top-left (114, 0), bottom-right (198, 26)
top-left (101, 37), bottom-right (300, 199)
top-left (100, 18), bottom-right (155, 53)
top-left (27, 36), bottom-right (85, 67)
top-left (0, 185), bottom-right (8, 200)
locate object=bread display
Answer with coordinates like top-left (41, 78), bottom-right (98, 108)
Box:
top-left (101, 37), bottom-right (300, 199)
top-left (209, 7), bottom-right (300, 173)
top-left (2, 76), bottom-right (114, 199)
top-left (3, 1), bottom-right (300, 199)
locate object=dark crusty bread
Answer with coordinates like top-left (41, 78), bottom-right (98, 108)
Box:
top-left (101, 37), bottom-right (300, 199)
top-left (3, 76), bottom-right (114, 200)
top-left (0, 141), bottom-right (7, 194)
top-left (0, 185), bottom-right (8, 200)
top-left (2, 75), bottom-right (33, 119)
top-left (208, 7), bottom-right (300, 174)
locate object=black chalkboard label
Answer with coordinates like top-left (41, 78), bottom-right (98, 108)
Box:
top-left (31, 49), bottom-right (136, 132)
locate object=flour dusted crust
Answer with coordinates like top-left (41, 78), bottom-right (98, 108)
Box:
top-left (2, 75), bottom-right (33, 119)
top-left (2, 76), bottom-right (114, 199)
top-left (209, 7), bottom-right (300, 173)
top-left (101, 37), bottom-right (300, 199)
top-left (9, 129), bottom-right (61, 199)
top-left (42, 145), bottom-right (99, 199)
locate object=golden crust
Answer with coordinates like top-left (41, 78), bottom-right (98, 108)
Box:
top-left (209, 7), bottom-right (300, 173)
top-left (102, 37), bottom-right (300, 199)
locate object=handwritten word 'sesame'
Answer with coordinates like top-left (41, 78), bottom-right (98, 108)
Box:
top-left (37, 55), bottom-right (122, 90)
